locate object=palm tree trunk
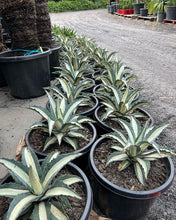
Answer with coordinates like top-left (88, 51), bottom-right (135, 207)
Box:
top-left (1, 0), bottom-right (40, 50)
top-left (35, 0), bottom-right (52, 48)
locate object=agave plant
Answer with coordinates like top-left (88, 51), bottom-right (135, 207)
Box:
top-left (27, 90), bottom-right (93, 151)
top-left (103, 116), bottom-right (176, 185)
top-left (97, 84), bottom-right (150, 121)
top-left (46, 78), bottom-right (93, 107)
top-left (88, 46), bottom-right (117, 71)
top-left (54, 51), bottom-right (94, 86)
top-left (95, 59), bottom-right (137, 90)
top-left (0, 147), bottom-right (83, 219)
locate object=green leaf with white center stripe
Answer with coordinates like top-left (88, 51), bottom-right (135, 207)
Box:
top-left (27, 106), bottom-right (50, 121)
top-left (42, 153), bottom-right (82, 189)
top-left (43, 136), bottom-right (57, 151)
top-left (118, 160), bottom-right (131, 171)
top-left (6, 192), bottom-right (40, 220)
top-left (50, 203), bottom-right (68, 220)
top-left (106, 152), bottom-right (128, 166)
top-left (55, 175), bottom-right (83, 185)
top-left (146, 124), bottom-right (169, 142)
top-left (134, 162), bottom-right (145, 185)
top-left (0, 158), bottom-right (31, 189)
top-left (0, 183), bottom-right (28, 198)
top-left (41, 185), bottom-right (81, 201)
top-left (103, 131), bottom-right (127, 147)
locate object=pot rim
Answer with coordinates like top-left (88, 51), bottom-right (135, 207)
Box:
top-left (0, 47), bottom-right (51, 62)
top-left (89, 136), bottom-right (175, 199)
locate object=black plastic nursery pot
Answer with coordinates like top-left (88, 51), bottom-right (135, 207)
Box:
top-left (0, 47), bottom-right (51, 99)
top-left (166, 6), bottom-right (176, 20)
top-left (88, 137), bottom-right (175, 220)
top-left (49, 45), bottom-right (61, 80)
top-left (0, 69), bottom-right (7, 87)
top-left (157, 11), bottom-right (166, 22)
top-left (140, 8), bottom-right (148, 16)
top-left (94, 105), bottom-right (154, 135)
top-left (133, 3), bottom-right (145, 14)
top-left (0, 162), bottom-right (93, 220)
top-left (25, 122), bottom-right (97, 171)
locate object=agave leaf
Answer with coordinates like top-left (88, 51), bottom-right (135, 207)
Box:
top-left (56, 132), bottom-right (65, 146)
top-left (135, 158), bottom-right (150, 180)
top-left (43, 136), bottom-right (57, 152)
top-left (110, 144), bottom-right (124, 152)
top-left (6, 192), bottom-right (40, 220)
top-left (118, 160), bottom-right (131, 171)
top-left (122, 84), bottom-right (130, 103)
top-left (0, 158), bottom-right (31, 189)
top-left (41, 183), bottom-right (81, 201)
top-left (42, 153), bottom-right (81, 189)
top-left (41, 152), bottom-right (60, 172)
top-left (32, 202), bottom-right (48, 220)
top-left (131, 116), bottom-right (141, 139)
top-left (45, 90), bottom-right (56, 116)
top-left (146, 124), bottom-right (169, 142)
top-left (50, 203), bottom-right (68, 220)
top-left (63, 137), bottom-right (78, 150)
top-left (22, 147), bottom-right (43, 194)
top-left (134, 162), bottom-right (145, 185)
top-left (0, 183), bottom-right (28, 198)
top-left (119, 102), bottom-right (127, 114)
top-left (55, 175), bottom-right (83, 186)
top-left (27, 106), bottom-right (51, 121)
top-left (126, 100), bottom-right (151, 115)
top-left (30, 121), bottom-right (48, 130)
top-left (109, 85), bottom-right (122, 104)
top-left (63, 99), bottom-right (83, 123)
top-left (117, 119), bottom-right (135, 145)
top-left (103, 131), bottom-right (127, 147)
top-left (106, 152), bottom-right (128, 166)
top-left (29, 166), bottom-right (43, 195)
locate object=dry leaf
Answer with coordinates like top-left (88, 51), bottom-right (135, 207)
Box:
top-left (16, 136), bottom-right (26, 161)
top-left (89, 210), bottom-right (111, 220)
top-left (130, 185), bottom-right (135, 191)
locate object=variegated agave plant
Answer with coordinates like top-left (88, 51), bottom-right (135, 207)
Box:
top-left (97, 84), bottom-right (150, 121)
top-left (0, 147), bottom-right (83, 219)
top-left (27, 91), bottom-right (93, 151)
top-left (48, 78), bottom-right (93, 106)
top-left (54, 51), bottom-right (94, 86)
top-left (103, 116), bottom-right (176, 185)
top-left (95, 59), bottom-right (137, 90)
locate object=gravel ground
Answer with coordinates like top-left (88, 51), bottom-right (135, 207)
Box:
top-left (50, 9), bottom-right (176, 219)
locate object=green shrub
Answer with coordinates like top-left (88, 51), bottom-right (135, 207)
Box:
top-left (47, 0), bottom-right (108, 13)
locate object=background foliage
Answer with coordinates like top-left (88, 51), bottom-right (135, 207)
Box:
top-left (47, 0), bottom-right (109, 12)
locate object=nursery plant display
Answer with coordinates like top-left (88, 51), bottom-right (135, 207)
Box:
top-left (89, 116), bottom-right (175, 219)
top-left (0, 147), bottom-right (92, 219)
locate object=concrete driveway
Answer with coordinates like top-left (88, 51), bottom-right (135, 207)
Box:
top-left (0, 9), bottom-right (175, 219)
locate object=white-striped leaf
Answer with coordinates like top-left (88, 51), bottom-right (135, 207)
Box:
top-left (0, 183), bottom-right (28, 198)
top-left (50, 203), bottom-right (68, 220)
top-left (103, 131), bottom-right (127, 147)
top-left (146, 124), bottom-right (169, 142)
top-left (42, 153), bottom-right (81, 189)
top-left (0, 158), bottom-right (31, 189)
top-left (56, 175), bottom-right (83, 185)
top-left (136, 158), bottom-right (149, 180)
top-left (27, 106), bottom-right (50, 121)
top-left (134, 162), bottom-right (145, 185)
top-left (63, 137), bottom-right (77, 150)
top-left (6, 192), bottom-right (40, 220)
top-left (41, 185), bottom-right (81, 201)
top-left (43, 136), bottom-right (57, 151)
top-left (106, 152), bottom-right (128, 166)
top-left (118, 160), bottom-right (131, 171)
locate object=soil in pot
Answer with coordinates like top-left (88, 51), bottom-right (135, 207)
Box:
top-left (0, 164), bottom-right (89, 220)
top-left (94, 139), bottom-right (170, 191)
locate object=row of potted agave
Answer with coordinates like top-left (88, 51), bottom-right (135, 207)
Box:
top-left (0, 27), bottom-right (175, 220)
